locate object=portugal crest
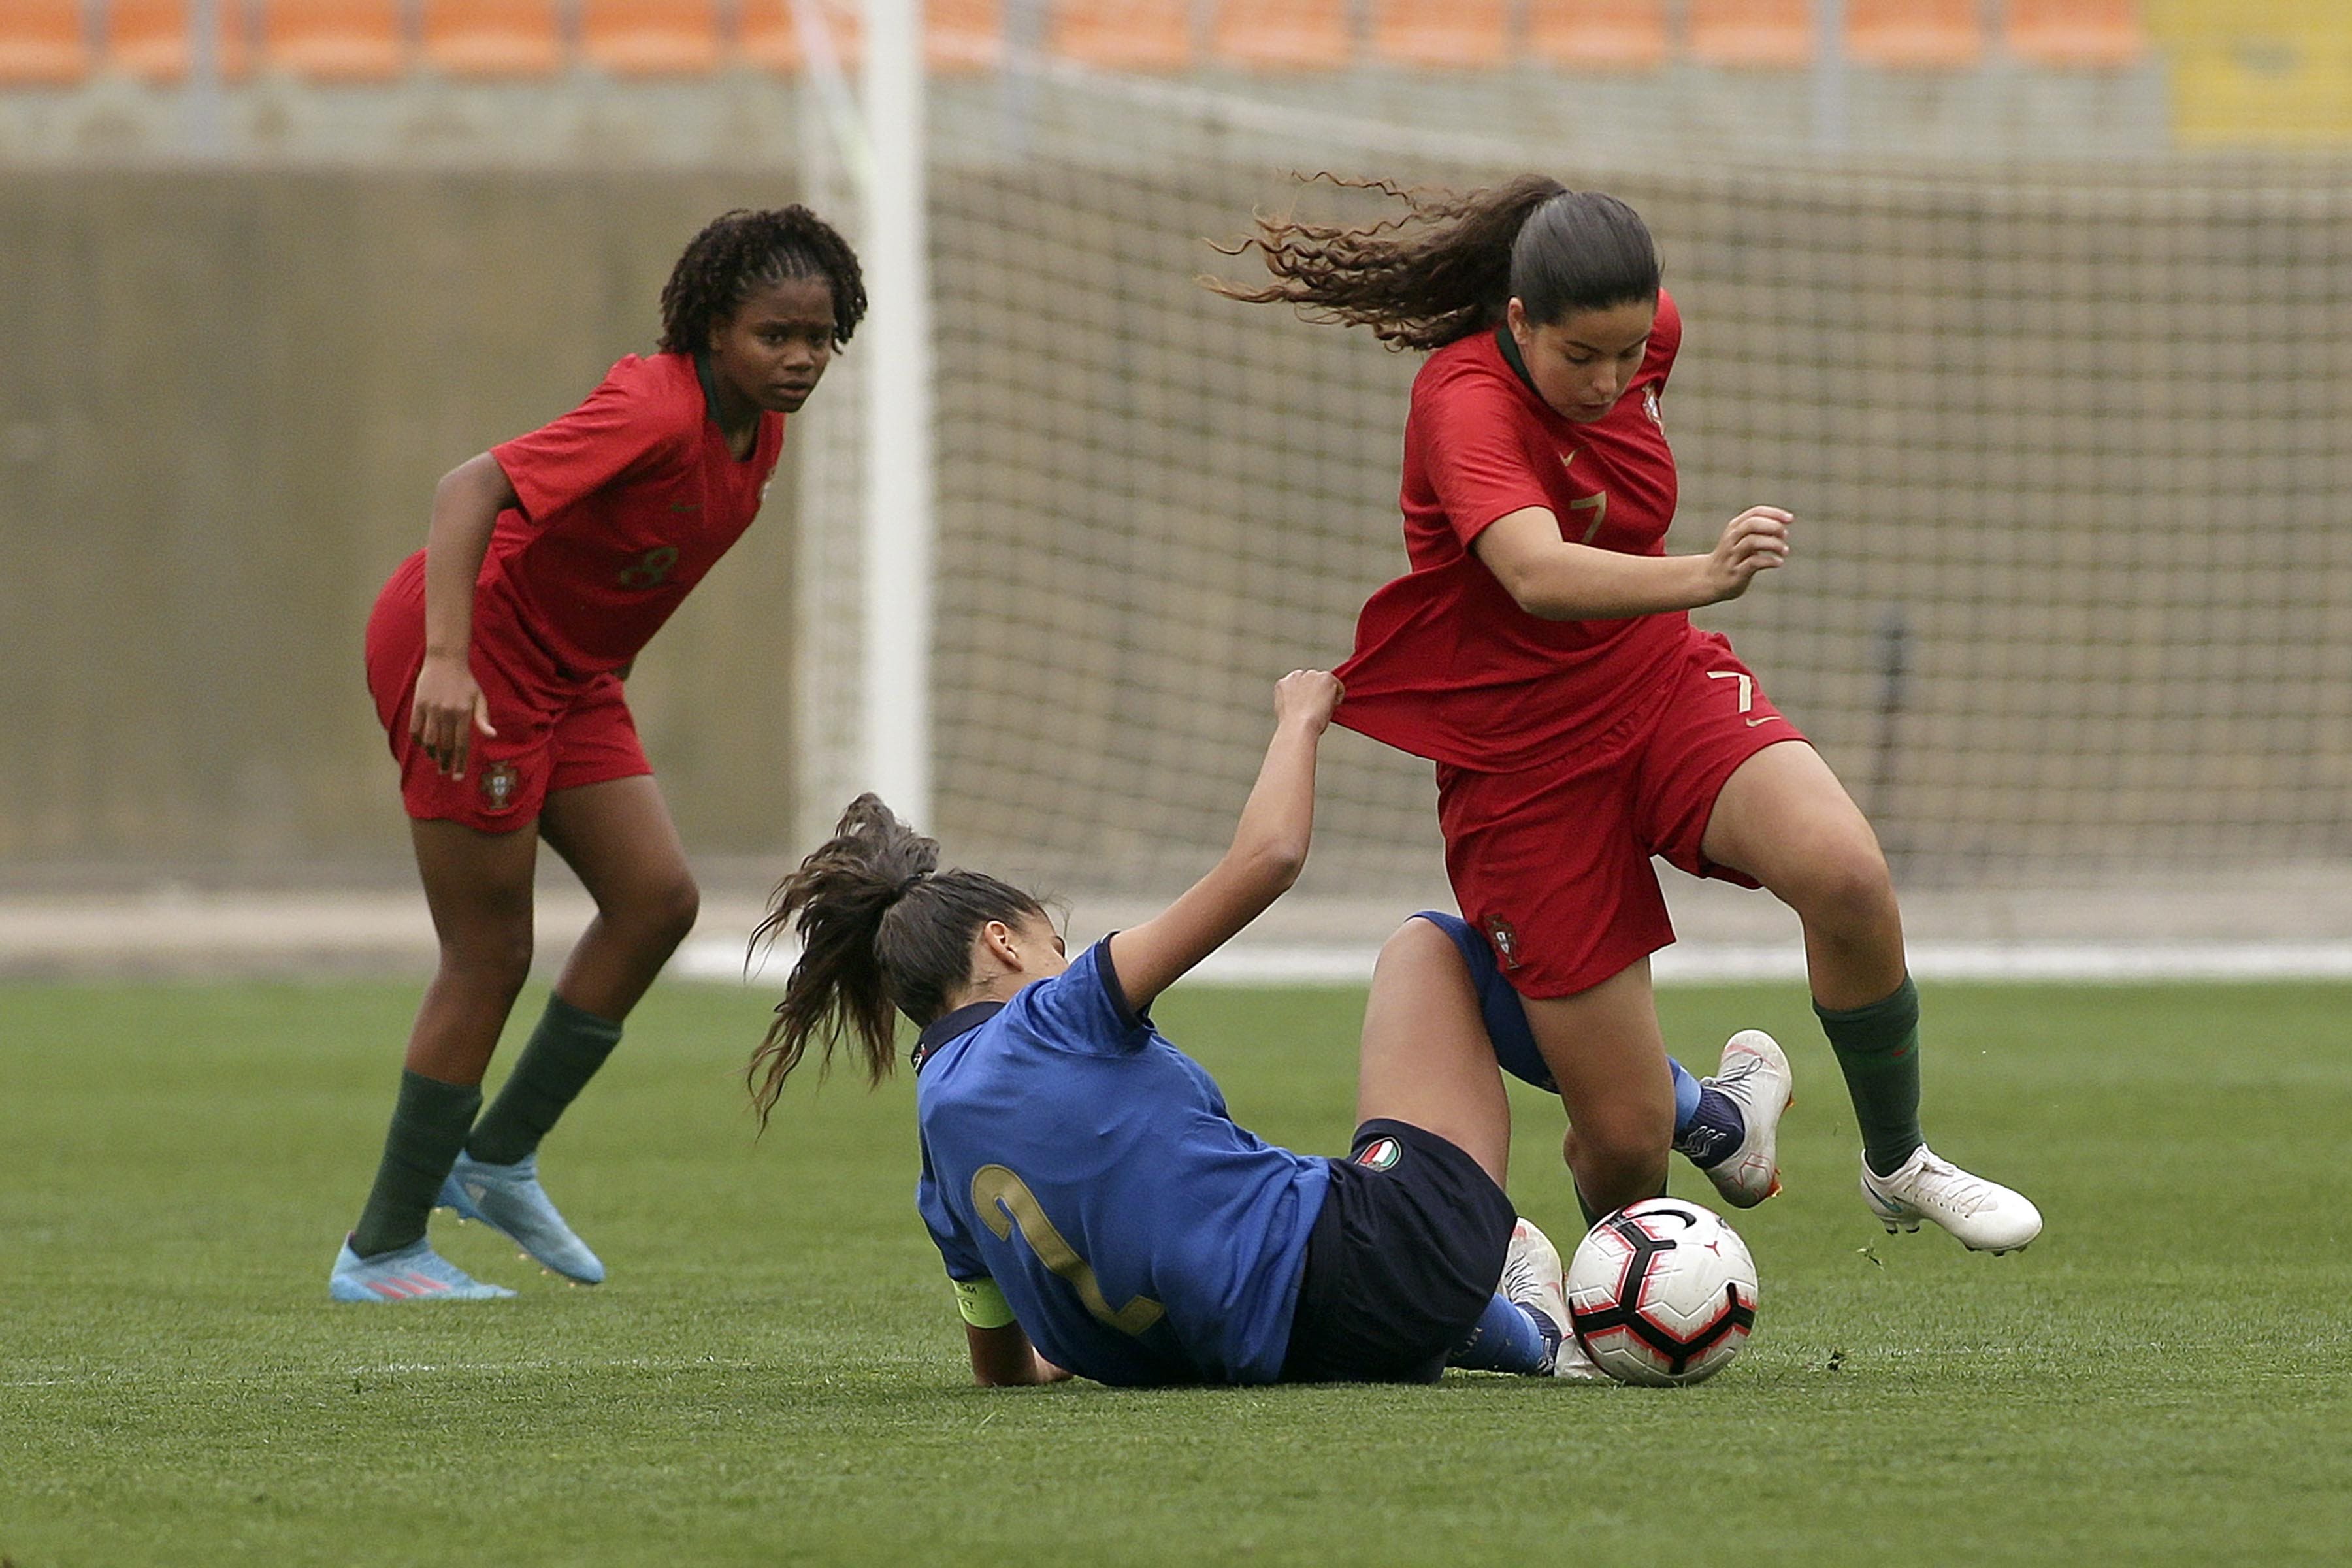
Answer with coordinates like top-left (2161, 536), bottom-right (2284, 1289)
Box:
top-left (1485, 915), bottom-right (1524, 971)
top-left (478, 762), bottom-right (521, 813)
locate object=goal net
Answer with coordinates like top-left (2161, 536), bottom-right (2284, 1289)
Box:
top-left (794, 23), bottom-right (2352, 914)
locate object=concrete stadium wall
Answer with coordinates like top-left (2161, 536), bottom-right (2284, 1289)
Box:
top-left (0, 170), bottom-right (811, 871)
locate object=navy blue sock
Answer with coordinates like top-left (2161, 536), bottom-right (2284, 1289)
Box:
top-left (1674, 1085), bottom-right (1749, 1170)
top-left (1447, 1293), bottom-right (1557, 1376)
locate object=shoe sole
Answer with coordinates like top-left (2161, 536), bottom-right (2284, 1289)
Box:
top-left (439, 1190), bottom-right (604, 1285)
top-left (1869, 1207), bottom-right (2038, 1256)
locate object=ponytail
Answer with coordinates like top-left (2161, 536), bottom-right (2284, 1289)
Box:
top-left (747, 794), bottom-right (1045, 1126)
top-left (1207, 174), bottom-right (1658, 351)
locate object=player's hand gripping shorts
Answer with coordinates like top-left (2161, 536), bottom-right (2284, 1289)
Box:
top-left (364, 553), bottom-right (653, 832)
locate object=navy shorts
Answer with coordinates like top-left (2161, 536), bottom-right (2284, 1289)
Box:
top-left (1413, 910), bottom-right (1556, 1093)
top-left (1279, 1119), bottom-right (1517, 1384)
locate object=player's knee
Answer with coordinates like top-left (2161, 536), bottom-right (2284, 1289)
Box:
top-left (1565, 1098), bottom-right (1673, 1192)
top-left (1373, 917), bottom-right (1454, 978)
top-left (632, 871), bottom-right (701, 951)
top-left (1789, 838), bottom-right (1896, 938)
top-left (1565, 1125), bottom-right (1669, 1214)
top-left (438, 924), bottom-right (534, 997)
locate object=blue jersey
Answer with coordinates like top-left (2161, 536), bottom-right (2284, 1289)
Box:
top-left (913, 941), bottom-right (1331, 1386)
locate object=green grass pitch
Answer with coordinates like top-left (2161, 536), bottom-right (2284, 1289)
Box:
top-left (5, 977), bottom-right (2349, 1567)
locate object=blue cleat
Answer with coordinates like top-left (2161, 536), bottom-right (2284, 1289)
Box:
top-left (329, 1237), bottom-right (515, 1303)
top-left (436, 1151), bottom-right (606, 1284)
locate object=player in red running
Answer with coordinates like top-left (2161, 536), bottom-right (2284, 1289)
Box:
top-left (330, 207), bottom-right (867, 1302)
top-left (1213, 176), bottom-right (2039, 1254)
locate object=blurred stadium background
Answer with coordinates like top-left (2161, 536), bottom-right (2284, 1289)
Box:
top-left (2, 1), bottom-right (2347, 977)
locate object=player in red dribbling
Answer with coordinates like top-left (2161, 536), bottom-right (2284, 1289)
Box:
top-left (1215, 176), bottom-right (2039, 1254)
top-left (330, 208), bottom-right (867, 1302)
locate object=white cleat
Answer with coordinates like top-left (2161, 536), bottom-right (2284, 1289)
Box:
top-left (1691, 1030), bottom-right (1793, 1210)
top-left (1550, 1324), bottom-right (1607, 1383)
top-left (1500, 1218), bottom-right (1603, 1381)
top-left (1860, 1146), bottom-right (2043, 1254)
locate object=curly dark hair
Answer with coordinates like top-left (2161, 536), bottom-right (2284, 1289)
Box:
top-left (1206, 174), bottom-right (1658, 352)
top-left (659, 205), bottom-right (868, 355)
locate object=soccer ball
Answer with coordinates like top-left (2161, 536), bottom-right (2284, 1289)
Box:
top-left (1565, 1197), bottom-right (1758, 1387)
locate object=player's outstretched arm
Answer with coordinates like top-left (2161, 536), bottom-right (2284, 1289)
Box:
top-left (1473, 503), bottom-right (1791, 621)
top-left (1106, 670), bottom-right (1343, 1016)
top-left (412, 451), bottom-right (522, 778)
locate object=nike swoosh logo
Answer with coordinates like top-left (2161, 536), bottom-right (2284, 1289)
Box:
top-left (667, 502), bottom-right (701, 512)
top-left (1744, 715), bottom-right (1776, 727)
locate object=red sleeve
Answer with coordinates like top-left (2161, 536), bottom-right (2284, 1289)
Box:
top-left (1412, 361), bottom-right (1555, 549)
top-left (490, 361), bottom-right (689, 525)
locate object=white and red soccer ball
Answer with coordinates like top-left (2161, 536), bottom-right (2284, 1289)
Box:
top-left (1567, 1197), bottom-right (1758, 1386)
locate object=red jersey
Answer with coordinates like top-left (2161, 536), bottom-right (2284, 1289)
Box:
top-left (466, 352), bottom-right (785, 677)
top-left (1335, 291), bottom-right (1690, 773)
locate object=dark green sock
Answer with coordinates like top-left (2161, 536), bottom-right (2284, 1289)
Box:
top-left (465, 994), bottom-right (625, 1167)
top-left (1816, 975), bottom-right (1926, 1179)
top-left (350, 1070), bottom-right (481, 1259)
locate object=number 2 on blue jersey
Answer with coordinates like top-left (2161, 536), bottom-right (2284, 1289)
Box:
top-left (970, 1164), bottom-right (1166, 1335)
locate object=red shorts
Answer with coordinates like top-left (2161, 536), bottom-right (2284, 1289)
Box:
top-left (1436, 631), bottom-right (1805, 999)
top-left (364, 553), bottom-right (651, 832)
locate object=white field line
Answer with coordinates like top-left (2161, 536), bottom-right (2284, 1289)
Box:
top-left (671, 937), bottom-right (2352, 988)
top-left (3, 1355), bottom-right (770, 1390)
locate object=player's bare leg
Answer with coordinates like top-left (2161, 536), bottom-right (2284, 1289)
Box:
top-left (1704, 740), bottom-right (2041, 1252)
top-left (404, 819), bottom-right (542, 1084)
top-left (536, 774), bottom-right (702, 1021)
top-left (1358, 920), bottom-right (1590, 1379)
top-left (440, 776), bottom-right (698, 1285)
top-left (335, 819), bottom-right (538, 1297)
top-left (1354, 917), bottom-right (1514, 1186)
top-left (1703, 740), bottom-right (1904, 1010)
top-left (1518, 960), bottom-right (1677, 1222)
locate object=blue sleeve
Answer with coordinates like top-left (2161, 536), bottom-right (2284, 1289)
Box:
top-left (1007, 940), bottom-right (1152, 1056)
top-left (914, 1133), bottom-right (988, 1282)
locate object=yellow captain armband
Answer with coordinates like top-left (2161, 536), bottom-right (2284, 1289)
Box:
top-left (951, 1275), bottom-right (1017, 1330)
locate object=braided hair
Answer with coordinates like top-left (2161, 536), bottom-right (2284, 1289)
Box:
top-left (748, 794), bottom-right (1046, 1124)
top-left (1206, 174), bottom-right (1659, 351)
top-left (659, 206), bottom-right (868, 355)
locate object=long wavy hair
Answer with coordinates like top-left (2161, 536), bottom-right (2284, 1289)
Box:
top-left (747, 794), bottom-right (1045, 1127)
top-left (1205, 174), bottom-right (1660, 351)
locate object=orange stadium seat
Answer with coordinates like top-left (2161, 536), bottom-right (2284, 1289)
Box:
top-left (580, 0), bottom-right (723, 76)
top-left (0, 0), bottom-right (90, 86)
top-left (1684, 0), bottom-right (1813, 70)
top-left (741, 0), bottom-right (863, 73)
top-left (259, 1), bottom-right (408, 82)
top-left (741, 1), bottom-right (994, 75)
top-left (421, 0), bottom-right (565, 78)
top-left (925, 0), bottom-right (1002, 73)
top-left (1846, 0), bottom-right (1981, 69)
top-left (1526, 0), bottom-right (1669, 73)
top-left (106, 0), bottom-right (253, 80)
top-left (1048, 0), bottom-right (1194, 72)
top-left (1211, 0), bottom-right (1354, 72)
top-left (1371, 0), bottom-right (1509, 71)
top-left (2004, 0), bottom-right (2147, 71)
